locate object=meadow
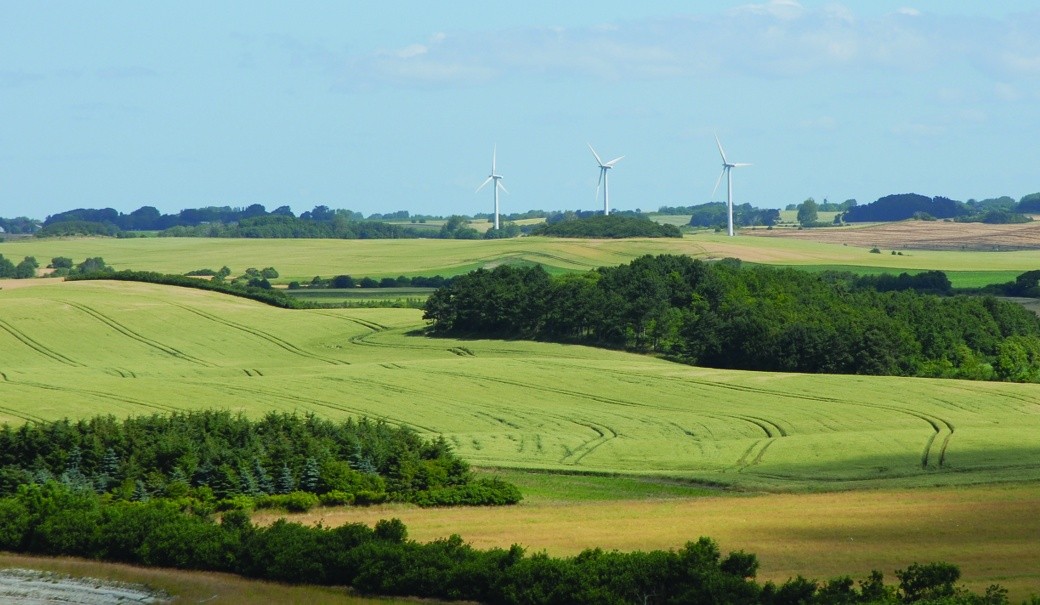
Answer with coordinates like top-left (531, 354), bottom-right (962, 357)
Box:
top-left (2, 233), bottom-right (1039, 599)
top-left (2, 280), bottom-right (1038, 492)
top-left (3, 232), bottom-right (1039, 285)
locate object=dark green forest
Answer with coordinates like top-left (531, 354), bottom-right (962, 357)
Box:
top-left (423, 256), bottom-right (1040, 382)
top-left (0, 412), bottom-right (519, 508)
top-left (0, 482), bottom-right (1011, 604)
top-left (530, 214), bottom-right (682, 238)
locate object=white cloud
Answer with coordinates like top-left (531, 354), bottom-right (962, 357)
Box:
top-left (276, 5), bottom-right (1040, 90)
top-left (393, 44), bottom-right (429, 59)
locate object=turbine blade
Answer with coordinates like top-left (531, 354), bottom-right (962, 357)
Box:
top-left (476, 177), bottom-right (493, 193)
top-left (587, 143), bottom-right (604, 166)
top-left (711, 168), bottom-right (726, 199)
top-left (714, 133), bottom-right (728, 164)
top-left (492, 145), bottom-right (497, 172)
top-left (605, 155), bottom-right (624, 167)
top-left (733, 162), bottom-right (752, 167)
top-left (497, 180), bottom-right (509, 194)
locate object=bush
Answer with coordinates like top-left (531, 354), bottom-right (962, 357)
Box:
top-left (319, 490), bottom-right (355, 506)
top-left (255, 491), bottom-right (320, 513)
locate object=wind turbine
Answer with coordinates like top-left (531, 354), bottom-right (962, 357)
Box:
top-left (476, 145), bottom-right (508, 230)
top-left (712, 134), bottom-right (751, 237)
top-left (588, 144), bottom-right (624, 215)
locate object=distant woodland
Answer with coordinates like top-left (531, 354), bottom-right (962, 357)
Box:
top-left (424, 255), bottom-right (1040, 382)
top-left (842, 192), bottom-right (1038, 223)
top-left (530, 214), bottom-right (681, 238)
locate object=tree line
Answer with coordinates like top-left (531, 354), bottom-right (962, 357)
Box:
top-left (0, 482), bottom-right (1010, 604)
top-left (0, 411), bottom-right (519, 508)
top-left (530, 214), bottom-right (682, 238)
top-left (842, 193), bottom-right (1037, 224)
top-left (423, 256), bottom-right (1040, 382)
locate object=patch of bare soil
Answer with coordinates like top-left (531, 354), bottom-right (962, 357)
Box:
top-left (747, 220), bottom-right (1040, 250)
top-left (0, 568), bottom-right (168, 604)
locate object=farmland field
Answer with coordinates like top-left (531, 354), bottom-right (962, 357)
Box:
top-left (2, 233), bottom-right (1039, 285)
top-left (2, 276), bottom-right (1040, 598)
top-left (261, 481), bottom-right (1040, 600)
top-left (2, 279), bottom-right (1039, 491)
top-left (749, 218), bottom-right (1040, 250)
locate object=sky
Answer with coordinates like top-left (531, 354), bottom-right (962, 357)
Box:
top-left (2, 1), bottom-right (1040, 220)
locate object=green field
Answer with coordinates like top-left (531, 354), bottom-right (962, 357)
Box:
top-left (3, 279), bottom-right (1039, 492)
top-left (4, 235), bottom-right (1037, 285)
top-left (286, 287), bottom-right (434, 305)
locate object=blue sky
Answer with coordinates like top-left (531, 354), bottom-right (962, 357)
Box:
top-left (2, 1), bottom-right (1039, 220)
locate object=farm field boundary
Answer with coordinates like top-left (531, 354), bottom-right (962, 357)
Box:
top-left (4, 234), bottom-right (1040, 283)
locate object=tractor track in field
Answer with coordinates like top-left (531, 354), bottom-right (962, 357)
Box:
top-left (0, 389), bottom-right (46, 422)
top-left (645, 371), bottom-right (957, 468)
top-left (61, 300), bottom-right (214, 367)
top-left (0, 318), bottom-right (83, 367)
top-left (173, 304), bottom-right (348, 366)
top-left (8, 378), bottom-right (178, 414)
top-left (205, 381), bottom-right (440, 433)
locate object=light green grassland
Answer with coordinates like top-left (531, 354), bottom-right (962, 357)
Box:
top-left (286, 287), bottom-right (434, 305)
top-left (2, 279), bottom-right (1039, 492)
top-left (3, 235), bottom-right (1038, 286)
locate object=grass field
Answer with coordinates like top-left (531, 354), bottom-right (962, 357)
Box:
top-left (287, 287), bottom-right (434, 306)
top-left (2, 279), bottom-right (1039, 492)
top-left (3, 233), bottom-right (1038, 286)
top-left (3, 278), bottom-right (1040, 597)
top-left (255, 480), bottom-right (1040, 601)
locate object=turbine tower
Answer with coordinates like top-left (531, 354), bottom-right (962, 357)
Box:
top-left (712, 134), bottom-right (751, 237)
top-left (476, 145), bottom-right (508, 229)
top-left (588, 144), bottom-right (624, 215)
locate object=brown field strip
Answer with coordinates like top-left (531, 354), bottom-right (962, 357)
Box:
top-left (256, 483), bottom-right (1040, 601)
top-left (747, 220), bottom-right (1040, 250)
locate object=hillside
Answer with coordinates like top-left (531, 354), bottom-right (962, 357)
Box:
top-left (2, 279), bottom-right (1040, 491)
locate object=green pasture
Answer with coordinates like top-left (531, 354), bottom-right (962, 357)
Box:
top-left (3, 235), bottom-right (1037, 285)
top-left (759, 264), bottom-right (1023, 289)
top-left (2, 279), bottom-right (1039, 492)
top-left (286, 287), bottom-right (433, 305)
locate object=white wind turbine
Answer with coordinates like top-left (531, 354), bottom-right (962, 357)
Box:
top-left (476, 145), bottom-right (508, 230)
top-left (712, 134), bottom-right (751, 237)
top-left (588, 144), bottom-right (624, 215)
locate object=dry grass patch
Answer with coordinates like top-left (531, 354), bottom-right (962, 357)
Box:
top-left (257, 483), bottom-right (1040, 601)
top-left (748, 220), bottom-right (1040, 251)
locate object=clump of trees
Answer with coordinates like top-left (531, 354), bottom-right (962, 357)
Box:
top-left (0, 255), bottom-right (39, 278)
top-left (0, 482), bottom-right (1013, 603)
top-left (0, 411), bottom-right (519, 509)
top-left (530, 214), bottom-right (682, 238)
top-left (423, 256), bottom-right (1040, 382)
top-left (685, 202), bottom-right (780, 229)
